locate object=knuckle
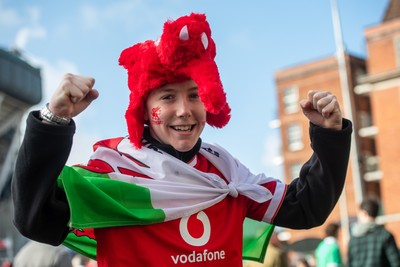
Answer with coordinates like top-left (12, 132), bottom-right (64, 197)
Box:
top-left (63, 73), bottom-right (74, 80)
top-left (88, 77), bottom-right (95, 86)
top-left (61, 73), bottom-right (75, 87)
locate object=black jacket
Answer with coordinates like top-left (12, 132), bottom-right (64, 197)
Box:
top-left (12, 111), bottom-right (353, 245)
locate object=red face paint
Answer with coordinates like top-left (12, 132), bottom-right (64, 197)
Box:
top-left (151, 107), bottom-right (163, 125)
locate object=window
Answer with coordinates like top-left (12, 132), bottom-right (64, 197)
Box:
top-left (283, 86), bottom-right (299, 114)
top-left (395, 38), bottom-right (400, 67)
top-left (287, 123), bottom-right (303, 151)
top-left (289, 162), bottom-right (303, 180)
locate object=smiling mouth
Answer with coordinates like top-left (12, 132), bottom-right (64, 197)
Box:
top-left (171, 125), bottom-right (194, 132)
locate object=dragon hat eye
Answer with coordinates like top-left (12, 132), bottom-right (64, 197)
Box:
top-left (201, 32), bottom-right (208, 49)
top-left (179, 25), bottom-right (208, 50)
top-left (179, 25), bottom-right (189, 40)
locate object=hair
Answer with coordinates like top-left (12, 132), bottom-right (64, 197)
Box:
top-left (296, 258), bottom-right (310, 267)
top-left (325, 222), bottom-right (340, 237)
top-left (360, 197), bottom-right (380, 218)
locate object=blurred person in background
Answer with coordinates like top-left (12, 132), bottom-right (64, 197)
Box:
top-left (347, 197), bottom-right (400, 267)
top-left (295, 258), bottom-right (310, 267)
top-left (71, 254), bottom-right (90, 267)
top-left (13, 240), bottom-right (72, 267)
top-left (315, 222), bottom-right (342, 267)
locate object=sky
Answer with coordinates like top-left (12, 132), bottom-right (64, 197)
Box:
top-left (1, 0), bottom-right (389, 180)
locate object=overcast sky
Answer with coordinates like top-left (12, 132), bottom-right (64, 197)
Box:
top-left (1, 0), bottom-right (388, 180)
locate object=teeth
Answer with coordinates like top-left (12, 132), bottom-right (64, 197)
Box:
top-left (173, 125), bottom-right (192, 131)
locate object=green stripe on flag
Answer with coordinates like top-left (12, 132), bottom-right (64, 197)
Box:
top-left (59, 166), bottom-right (166, 228)
top-left (242, 218), bottom-right (275, 263)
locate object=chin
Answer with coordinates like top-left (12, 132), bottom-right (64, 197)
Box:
top-left (173, 143), bottom-right (196, 152)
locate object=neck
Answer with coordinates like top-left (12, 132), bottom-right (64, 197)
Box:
top-left (142, 127), bottom-right (201, 163)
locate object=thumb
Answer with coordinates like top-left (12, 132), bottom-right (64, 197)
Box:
top-left (300, 99), bottom-right (321, 124)
top-left (84, 89), bottom-right (99, 103)
top-left (299, 99), bottom-right (313, 114)
top-left (73, 89), bottom-right (99, 116)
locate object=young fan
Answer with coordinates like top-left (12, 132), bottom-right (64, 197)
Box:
top-left (12, 13), bottom-right (352, 267)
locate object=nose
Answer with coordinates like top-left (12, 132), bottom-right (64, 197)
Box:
top-left (176, 97), bottom-right (192, 118)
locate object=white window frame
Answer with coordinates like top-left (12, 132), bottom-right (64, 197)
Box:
top-left (395, 38), bottom-right (400, 67)
top-left (290, 162), bottom-right (303, 180)
top-left (287, 123), bottom-right (303, 151)
top-left (283, 86), bottom-right (299, 114)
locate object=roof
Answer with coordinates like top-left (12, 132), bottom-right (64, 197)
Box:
top-left (0, 47), bottom-right (42, 105)
top-left (383, 0), bottom-right (400, 22)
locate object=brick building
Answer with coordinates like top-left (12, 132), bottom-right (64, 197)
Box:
top-left (274, 0), bottom-right (400, 262)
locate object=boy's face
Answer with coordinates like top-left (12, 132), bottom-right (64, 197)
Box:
top-left (144, 79), bottom-right (206, 152)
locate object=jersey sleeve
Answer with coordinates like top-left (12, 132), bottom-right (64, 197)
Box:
top-left (245, 177), bottom-right (287, 223)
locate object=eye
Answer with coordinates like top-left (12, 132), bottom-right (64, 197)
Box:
top-left (189, 92), bottom-right (200, 99)
top-left (161, 94), bottom-right (174, 100)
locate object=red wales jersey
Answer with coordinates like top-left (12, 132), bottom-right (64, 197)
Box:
top-left (94, 152), bottom-right (285, 267)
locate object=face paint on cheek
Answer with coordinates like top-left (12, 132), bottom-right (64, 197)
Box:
top-left (151, 107), bottom-right (163, 125)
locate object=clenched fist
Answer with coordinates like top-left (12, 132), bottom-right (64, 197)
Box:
top-left (48, 73), bottom-right (99, 119)
top-left (300, 90), bottom-right (342, 131)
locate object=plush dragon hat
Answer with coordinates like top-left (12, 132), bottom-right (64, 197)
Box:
top-left (119, 13), bottom-right (231, 148)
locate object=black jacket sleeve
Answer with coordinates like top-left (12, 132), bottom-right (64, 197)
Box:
top-left (12, 111), bottom-right (75, 245)
top-left (273, 118), bottom-right (352, 229)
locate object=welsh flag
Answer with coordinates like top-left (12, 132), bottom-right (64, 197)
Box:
top-left (59, 166), bottom-right (275, 263)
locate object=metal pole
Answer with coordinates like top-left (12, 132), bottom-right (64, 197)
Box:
top-left (330, 0), bottom-right (364, 245)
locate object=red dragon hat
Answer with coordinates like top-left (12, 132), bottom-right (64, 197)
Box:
top-left (119, 13), bottom-right (231, 148)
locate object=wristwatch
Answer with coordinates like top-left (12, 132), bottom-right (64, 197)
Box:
top-left (39, 103), bottom-right (71, 125)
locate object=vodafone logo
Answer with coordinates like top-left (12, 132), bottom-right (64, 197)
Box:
top-left (172, 211), bottom-right (226, 264)
top-left (179, 211), bottom-right (211, 246)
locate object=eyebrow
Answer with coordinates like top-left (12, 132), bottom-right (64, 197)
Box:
top-left (158, 86), bottom-right (199, 92)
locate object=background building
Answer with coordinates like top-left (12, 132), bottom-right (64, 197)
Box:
top-left (274, 0), bottom-right (400, 263)
top-left (0, 47), bottom-right (42, 263)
